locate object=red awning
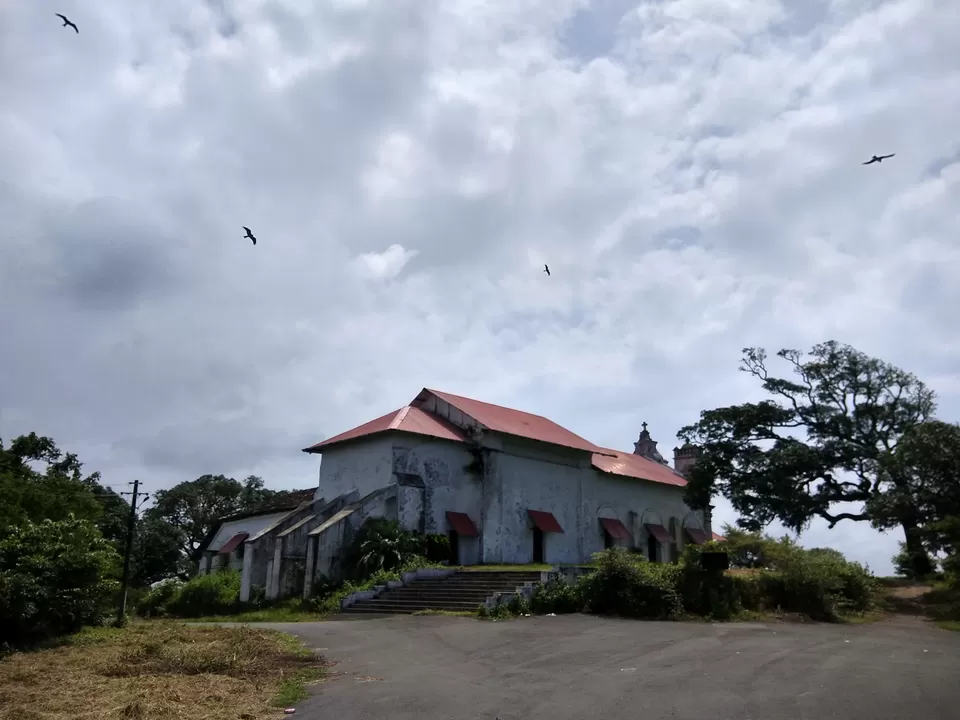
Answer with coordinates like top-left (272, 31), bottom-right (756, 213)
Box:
top-left (685, 528), bottom-right (709, 545)
top-left (218, 532), bottom-right (249, 554)
top-left (599, 517), bottom-right (632, 541)
top-left (645, 523), bottom-right (672, 544)
top-left (528, 509), bottom-right (564, 533)
top-left (446, 511), bottom-right (479, 537)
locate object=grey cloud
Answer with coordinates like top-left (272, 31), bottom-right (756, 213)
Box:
top-left (2, 0), bottom-right (959, 575)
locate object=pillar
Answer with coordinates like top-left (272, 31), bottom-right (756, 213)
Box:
top-left (302, 536), bottom-right (316, 600)
top-left (239, 544), bottom-right (254, 603)
top-left (198, 554), bottom-right (210, 576)
top-left (267, 537), bottom-right (283, 600)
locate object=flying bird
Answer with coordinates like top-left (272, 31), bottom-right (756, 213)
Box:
top-left (543, 264), bottom-right (550, 277)
top-left (55, 14), bottom-right (79, 33)
top-left (242, 226), bottom-right (257, 245)
top-left (862, 153), bottom-right (895, 165)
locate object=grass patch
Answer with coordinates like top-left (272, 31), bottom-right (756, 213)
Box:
top-left (0, 621), bottom-right (326, 720)
top-left (458, 564), bottom-right (552, 571)
top-left (936, 620), bottom-right (960, 632)
top-left (183, 605), bottom-right (324, 624)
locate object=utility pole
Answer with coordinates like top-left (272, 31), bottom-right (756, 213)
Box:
top-left (117, 479), bottom-right (149, 625)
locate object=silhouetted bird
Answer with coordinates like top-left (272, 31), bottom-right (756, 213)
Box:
top-left (862, 153), bottom-right (895, 165)
top-left (544, 264), bottom-right (550, 277)
top-left (243, 226), bottom-right (257, 245)
top-left (55, 14), bottom-right (78, 33)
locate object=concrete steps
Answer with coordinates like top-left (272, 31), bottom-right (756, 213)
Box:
top-left (341, 570), bottom-right (544, 615)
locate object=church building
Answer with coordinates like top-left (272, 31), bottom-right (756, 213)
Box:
top-left (195, 387), bottom-right (708, 603)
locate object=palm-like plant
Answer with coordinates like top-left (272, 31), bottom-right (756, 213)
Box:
top-left (353, 519), bottom-right (423, 579)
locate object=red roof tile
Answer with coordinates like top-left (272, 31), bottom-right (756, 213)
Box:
top-left (685, 527), bottom-right (709, 544)
top-left (712, 532), bottom-right (726, 542)
top-left (302, 406), bottom-right (466, 452)
top-left (591, 447), bottom-right (688, 488)
top-left (645, 523), bottom-right (673, 543)
top-left (528, 509), bottom-right (564, 533)
top-left (599, 517), bottom-right (632, 540)
top-left (446, 511), bottom-right (479, 537)
top-left (218, 532), bottom-right (248, 554)
top-left (419, 388), bottom-right (605, 454)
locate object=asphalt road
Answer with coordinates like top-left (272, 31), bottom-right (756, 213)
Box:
top-left (257, 614), bottom-right (960, 720)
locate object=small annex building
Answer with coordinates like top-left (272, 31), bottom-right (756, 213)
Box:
top-left (194, 387), bottom-right (710, 603)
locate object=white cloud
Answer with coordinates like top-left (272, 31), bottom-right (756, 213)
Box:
top-left (2, 0), bottom-right (959, 574)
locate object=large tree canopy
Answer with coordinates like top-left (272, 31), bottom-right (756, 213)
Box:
top-left (678, 341), bottom-right (937, 573)
top-left (0, 432), bottom-right (129, 546)
top-left (144, 474), bottom-right (283, 557)
top-left (872, 420), bottom-right (960, 570)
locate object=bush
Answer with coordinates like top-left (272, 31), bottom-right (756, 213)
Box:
top-left (136, 578), bottom-right (184, 618)
top-left (578, 549), bottom-right (683, 619)
top-left (529, 578), bottom-right (582, 614)
top-left (423, 533), bottom-right (451, 563)
top-left (340, 518), bottom-right (424, 582)
top-left (0, 517), bottom-right (120, 649)
top-left (309, 556), bottom-right (443, 614)
top-left (165, 570), bottom-right (242, 618)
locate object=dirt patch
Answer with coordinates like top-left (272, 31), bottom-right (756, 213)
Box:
top-left (0, 622), bottom-right (327, 720)
top-left (879, 582), bottom-right (960, 622)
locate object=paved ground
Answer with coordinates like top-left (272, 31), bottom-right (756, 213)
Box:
top-left (257, 614), bottom-right (960, 720)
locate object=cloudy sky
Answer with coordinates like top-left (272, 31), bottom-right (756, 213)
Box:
top-left (2, 0), bottom-right (958, 574)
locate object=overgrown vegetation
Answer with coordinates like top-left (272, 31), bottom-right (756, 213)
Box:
top-left (0, 622), bottom-right (326, 719)
top-left (524, 531), bottom-right (880, 623)
top-left (1, 517), bottom-right (121, 651)
top-left (137, 519), bottom-right (445, 620)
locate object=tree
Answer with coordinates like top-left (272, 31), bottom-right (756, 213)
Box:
top-left (678, 341), bottom-right (937, 577)
top-left (131, 516), bottom-right (189, 586)
top-left (0, 433), bottom-right (128, 546)
top-left (144, 474), bottom-right (279, 558)
top-left (871, 420), bottom-right (960, 577)
top-left (0, 516), bottom-right (120, 648)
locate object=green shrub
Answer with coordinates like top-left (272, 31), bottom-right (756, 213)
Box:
top-left (423, 534), bottom-right (451, 563)
top-left (340, 518), bottom-right (424, 582)
top-left (0, 517), bottom-right (120, 649)
top-left (579, 548), bottom-right (683, 619)
top-left (165, 570), bottom-right (242, 618)
top-left (530, 578), bottom-right (582, 614)
top-left (309, 557), bottom-right (443, 614)
top-left (136, 579), bottom-right (183, 618)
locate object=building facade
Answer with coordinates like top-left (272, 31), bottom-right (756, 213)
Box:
top-left (194, 387), bottom-right (709, 602)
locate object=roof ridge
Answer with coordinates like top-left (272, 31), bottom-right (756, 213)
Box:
top-left (424, 387), bottom-right (555, 421)
top-left (390, 405), bottom-right (412, 429)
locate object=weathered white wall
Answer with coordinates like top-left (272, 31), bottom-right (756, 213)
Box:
top-left (477, 435), bottom-right (698, 565)
top-left (481, 441), bottom-right (591, 564)
top-left (208, 513), bottom-right (291, 552)
top-left (393, 438), bottom-right (478, 530)
top-left (314, 437), bottom-right (394, 502)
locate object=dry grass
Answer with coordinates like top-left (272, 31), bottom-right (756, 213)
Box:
top-left (0, 622), bottom-right (326, 720)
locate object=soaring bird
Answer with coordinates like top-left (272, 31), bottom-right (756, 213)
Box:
top-left (543, 264), bottom-right (550, 277)
top-left (862, 153), bottom-right (895, 165)
top-left (55, 14), bottom-right (79, 33)
top-left (242, 226), bottom-right (257, 245)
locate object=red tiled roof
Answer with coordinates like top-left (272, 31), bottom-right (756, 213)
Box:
top-left (218, 532), bottom-right (248, 554)
top-left (591, 447), bottom-right (688, 487)
top-left (528, 509), bottom-right (564, 533)
top-left (685, 527), bottom-right (709, 545)
top-left (446, 511), bottom-right (479, 537)
top-left (600, 517), bottom-right (632, 540)
top-left (645, 523), bottom-right (673, 543)
top-left (712, 532), bottom-right (726, 542)
top-left (419, 388), bottom-right (605, 454)
top-left (302, 406), bottom-right (466, 452)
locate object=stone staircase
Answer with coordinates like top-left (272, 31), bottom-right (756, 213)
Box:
top-left (341, 570), bottom-right (545, 615)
